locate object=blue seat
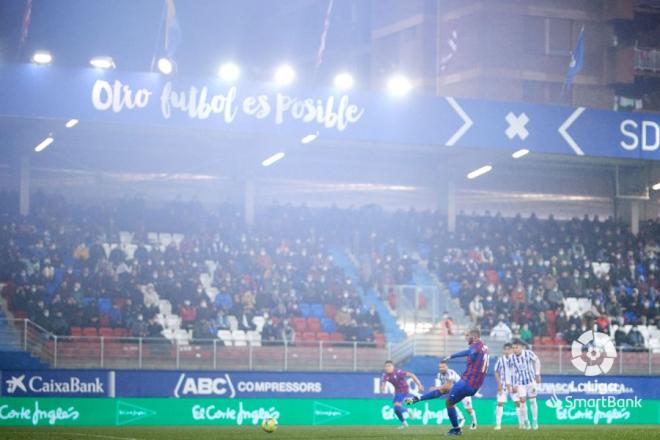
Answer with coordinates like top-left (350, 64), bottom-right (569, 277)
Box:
top-left (321, 318), bottom-right (336, 333)
top-left (311, 304), bottom-right (324, 318)
top-left (448, 281), bottom-right (461, 298)
top-left (98, 297), bottom-right (112, 314)
top-left (299, 304), bottom-right (311, 318)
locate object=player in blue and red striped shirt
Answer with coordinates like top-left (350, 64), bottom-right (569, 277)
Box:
top-left (441, 328), bottom-right (489, 436)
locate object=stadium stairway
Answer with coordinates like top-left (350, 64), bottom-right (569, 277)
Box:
top-left (410, 252), bottom-right (469, 327)
top-left (329, 247), bottom-right (406, 343)
top-left (0, 309), bottom-right (48, 369)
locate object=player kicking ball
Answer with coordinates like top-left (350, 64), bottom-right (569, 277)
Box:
top-left (381, 360), bottom-right (424, 429)
top-left (405, 360), bottom-right (477, 430)
top-left (436, 328), bottom-right (489, 436)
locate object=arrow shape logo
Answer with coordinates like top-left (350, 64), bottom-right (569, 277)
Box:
top-left (312, 401), bottom-right (351, 425)
top-left (559, 107), bottom-right (585, 156)
top-left (445, 97), bottom-right (473, 146)
top-left (116, 400), bottom-right (157, 426)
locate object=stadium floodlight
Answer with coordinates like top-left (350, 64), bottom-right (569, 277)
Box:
top-left (653, 182), bottom-right (660, 191)
top-left (387, 74), bottom-right (412, 96)
top-left (157, 57), bottom-right (174, 75)
top-left (32, 51), bottom-right (52, 65)
top-left (65, 119), bottom-right (79, 128)
top-left (89, 56), bottom-right (115, 69)
top-left (512, 148), bottom-right (530, 159)
top-left (218, 62), bottom-right (240, 82)
top-left (274, 65), bottom-right (295, 86)
top-left (333, 72), bottom-right (354, 90)
top-left (301, 132), bottom-right (319, 144)
top-left (262, 152), bottom-right (285, 167)
top-left (34, 136), bottom-right (54, 153)
top-left (467, 165), bottom-right (492, 179)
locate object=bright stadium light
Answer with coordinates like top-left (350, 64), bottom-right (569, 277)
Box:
top-left (653, 182), bottom-right (660, 191)
top-left (262, 152), bottom-right (285, 167)
top-left (34, 136), bottom-right (54, 153)
top-left (467, 165), bottom-right (492, 179)
top-left (32, 51), bottom-right (52, 65)
top-left (387, 74), bottom-right (412, 96)
top-left (157, 57), bottom-right (173, 75)
top-left (274, 65), bottom-right (295, 86)
top-left (333, 72), bottom-right (354, 90)
top-left (65, 119), bottom-right (79, 128)
top-left (301, 132), bottom-right (319, 144)
top-left (512, 148), bottom-right (530, 159)
top-left (89, 56), bottom-right (115, 69)
top-left (218, 62), bottom-right (240, 82)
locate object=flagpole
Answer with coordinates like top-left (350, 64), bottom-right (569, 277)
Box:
top-left (150, 0), bottom-right (168, 72)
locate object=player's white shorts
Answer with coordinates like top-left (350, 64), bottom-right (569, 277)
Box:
top-left (513, 383), bottom-right (537, 399)
top-left (496, 389), bottom-right (509, 404)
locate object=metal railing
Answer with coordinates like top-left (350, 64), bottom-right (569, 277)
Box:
top-left (385, 284), bottom-right (448, 334)
top-left (634, 47), bottom-right (660, 72)
top-left (1, 319), bottom-right (392, 372)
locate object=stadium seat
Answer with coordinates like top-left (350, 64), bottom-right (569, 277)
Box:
top-left (113, 328), bottom-right (128, 337)
top-left (227, 315), bottom-right (239, 332)
top-left (217, 330), bottom-right (233, 346)
top-left (99, 327), bottom-right (114, 338)
top-left (70, 327), bottom-right (82, 337)
top-left (321, 318), bottom-right (336, 333)
top-left (330, 332), bottom-right (345, 342)
top-left (307, 318), bottom-right (321, 332)
top-left (317, 332), bottom-right (330, 342)
top-left (247, 331), bottom-right (262, 347)
top-left (252, 316), bottom-right (265, 333)
top-left (375, 333), bottom-right (386, 348)
top-left (299, 304), bottom-right (311, 318)
top-left (292, 317), bottom-right (307, 332)
top-left (82, 327), bottom-right (98, 337)
top-left (311, 304), bottom-right (325, 318)
top-left (232, 330), bottom-right (247, 347)
top-left (324, 304), bottom-right (337, 319)
top-left (98, 298), bottom-right (112, 314)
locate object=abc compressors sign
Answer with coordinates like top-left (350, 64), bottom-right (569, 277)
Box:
top-left (0, 370), bottom-right (658, 426)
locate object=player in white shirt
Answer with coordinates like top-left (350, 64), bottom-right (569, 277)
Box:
top-left (509, 339), bottom-right (541, 430)
top-left (493, 342), bottom-right (514, 430)
top-left (405, 361), bottom-right (478, 430)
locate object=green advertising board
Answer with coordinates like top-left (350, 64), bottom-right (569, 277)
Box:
top-left (0, 397), bottom-right (657, 427)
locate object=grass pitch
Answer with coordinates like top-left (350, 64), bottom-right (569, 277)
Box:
top-left (0, 426), bottom-right (659, 440)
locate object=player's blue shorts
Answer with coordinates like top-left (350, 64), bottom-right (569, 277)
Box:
top-left (447, 379), bottom-right (477, 404)
top-left (393, 392), bottom-right (412, 406)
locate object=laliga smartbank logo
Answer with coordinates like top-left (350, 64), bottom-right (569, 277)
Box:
top-left (570, 330), bottom-right (617, 376)
top-left (545, 392), bottom-right (642, 425)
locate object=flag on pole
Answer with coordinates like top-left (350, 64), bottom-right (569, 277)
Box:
top-left (564, 27), bottom-right (584, 90)
top-left (164, 0), bottom-right (182, 58)
top-left (19, 0), bottom-right (32, 46)
top-left (439, 30), bottom-right (458, 71)
top-left (315, 0), bottom-right (335, 70)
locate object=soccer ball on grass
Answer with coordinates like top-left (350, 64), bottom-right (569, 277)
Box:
top-left (261, 417), bottom-right (278, 433)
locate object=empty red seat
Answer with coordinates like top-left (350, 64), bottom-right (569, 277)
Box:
top-left (317, 332), bottom-right (330, 341)
top-left (70, 327), bottom-right (82, 337)
top-left (99, 327), bottom-right (114, 338)
top-left (541, 336), bottom-right (554, 345)
top-left (324, 304), bottom-right (337, 319)
top-left (82, 327), bottom-right (98, 337)
top-left (375, 333), bottom-right (386, 348)
top-left (533, 336), bottom-right (542, 346)
top-left (307, 318), bottom-right (321, 332)
top-left (330, 332), bottom-right (345, 342)
top-left (113, 328), bottom-right (128, 337)
top-left (292, 317), bottom-right (307, 332)
top-left (303, 331), bottom-right (316, 341)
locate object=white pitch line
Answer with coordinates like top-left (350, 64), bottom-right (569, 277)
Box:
top-left (0, 430), bottom-right (144, 440)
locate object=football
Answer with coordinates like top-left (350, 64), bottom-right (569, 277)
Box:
top-left (261, 417), bottom-right (278, 433)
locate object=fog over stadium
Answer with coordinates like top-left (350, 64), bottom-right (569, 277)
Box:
top-left (0, 0), bottom-right (659, 438)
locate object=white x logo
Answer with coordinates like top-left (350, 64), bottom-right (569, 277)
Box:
top-left (505, 112), bottom-right (529, 140)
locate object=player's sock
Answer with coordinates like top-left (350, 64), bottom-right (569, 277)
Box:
top-left (521, 403), bottom-right (529, 425)
top-left (530, 399), bottom-right (538, 423)
top-left (394, 407), bottom-right (405, 423)
top-left (447, 406), bottom-right (459, 429)
top-left (516, 406), bottom-right (524, 427)
top-left (469, 409), bottom-right (477, 425)
top-left (495, 405), bottom-right (503, 426)
top-left (419, 389), bottom-right (443, 401)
